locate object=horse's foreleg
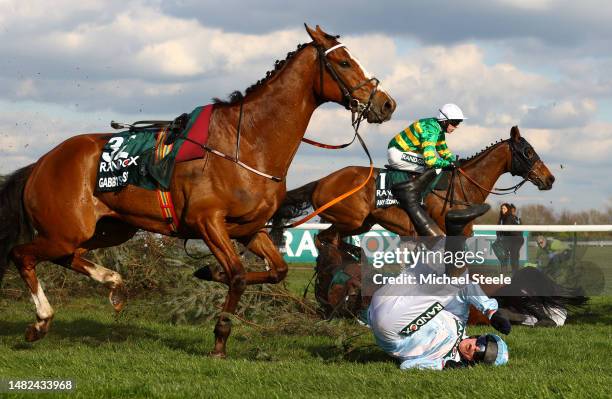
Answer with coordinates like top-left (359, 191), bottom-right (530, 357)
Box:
top-left (239, 230), bottom-right (288, 285)
top-left (198, 215), bottom-right (246, 358)
top-left (55, 250), bottom-right (127, 312)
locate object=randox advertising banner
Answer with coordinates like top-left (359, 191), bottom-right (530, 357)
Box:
top-left (280, 228), bottom-right (528, 266)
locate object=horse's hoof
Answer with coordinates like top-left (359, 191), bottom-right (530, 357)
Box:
top-left (194, 266), bottom-right (214, 280)
top-left (194, 266), bottom-right (228, 284)
top-left (208, 351), bottom-right (227, 359)
top-left (24, 324), bottom-right (46, 342)
top-left (109, 287), bottom-right (127, 313)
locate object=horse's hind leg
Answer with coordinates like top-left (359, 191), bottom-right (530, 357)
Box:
top-left (10, 238), bottom-right (65, 342)
top-left (16, 258), bottom-right (54, 342)
top-left (55, 251), bottom-right (128, 312)
top-left (55, 221), bottom-right (138, 312)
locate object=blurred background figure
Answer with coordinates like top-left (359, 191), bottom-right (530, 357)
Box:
top-left (507, 204), bottom-right (525, 274)
top-left (536, 235), bottom-right (571, 269)
top-left (494, 203), bottom-right (524, 274)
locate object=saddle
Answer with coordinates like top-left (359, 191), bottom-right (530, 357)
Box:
top-left (110, 112), bottom-right (190, 145)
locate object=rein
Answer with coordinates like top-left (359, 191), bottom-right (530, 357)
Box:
top-left (189, 42), bottom-right (379, 184)
top-left (433, 140), bottom-right (534, 211)
top-left (286, 43), bottom-right (380, 227)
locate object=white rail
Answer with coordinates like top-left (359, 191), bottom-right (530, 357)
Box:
top-left (292, 223), bottom-right (612, 232)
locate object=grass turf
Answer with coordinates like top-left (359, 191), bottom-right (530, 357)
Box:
top-left (1, 268), bottom-right (611, 399)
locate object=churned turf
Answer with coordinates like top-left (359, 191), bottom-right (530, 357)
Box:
top-left (1, 273), bottom-right (611, 398)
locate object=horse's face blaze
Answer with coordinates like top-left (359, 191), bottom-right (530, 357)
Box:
top-left (304, 24), bottom-right (396, 123)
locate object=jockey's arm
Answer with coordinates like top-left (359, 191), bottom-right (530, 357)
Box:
top-left (459, 283), bottom-right (499, 320)
top-left (421, 128), bottom-right (453, 168)
top-left (435, 138), bottom-right (456, 162)
top-left (445, 282), bottom-right (499, 324)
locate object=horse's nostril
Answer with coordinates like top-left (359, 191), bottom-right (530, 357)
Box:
top-left (384, 100), bottom-right (392, 110)
top-left (549, 175), bottom-right (555, 185)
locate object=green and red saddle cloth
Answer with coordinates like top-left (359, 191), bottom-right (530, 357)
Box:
top-left (96, 104), bottom-right (213, 192)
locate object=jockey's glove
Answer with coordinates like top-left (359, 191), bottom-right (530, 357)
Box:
top-left (490, 311), bottom-right (512, 335)
top-left (442, 162), bottom-right (457, 171)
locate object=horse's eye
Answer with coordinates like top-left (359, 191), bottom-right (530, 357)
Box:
top-left (526, 148), bottom-right (534, 158)
top-left (339, 60), bottom-right (351, 68)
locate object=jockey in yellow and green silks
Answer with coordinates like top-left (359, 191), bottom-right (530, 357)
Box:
top-left (386, 104), bottom-right (470, 237)
top-left (388, 104), bottom-right (466, 173)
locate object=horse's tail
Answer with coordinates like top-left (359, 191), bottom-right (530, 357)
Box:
top-left (0, 165), bottom-right (35, 287)
top-left (269, 180), bottom-right (319, 247)
top-left (494, 267), bottom-right (588, 321)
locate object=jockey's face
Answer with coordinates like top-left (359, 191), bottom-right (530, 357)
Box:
top-left (441, 119), bottom-right (461, 134)
top-left (458, 337), bottom-right (478, 361)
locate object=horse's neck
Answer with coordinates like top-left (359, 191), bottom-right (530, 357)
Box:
top-left (218, 47), bottom-right (318, 178)
top-left (460, 143), bottom-right (511, 202)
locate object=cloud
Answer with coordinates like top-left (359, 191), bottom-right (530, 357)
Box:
top-left (0, 2), bottom-right (610, 211)
top-left (521, 99), bottom-right (597, 129)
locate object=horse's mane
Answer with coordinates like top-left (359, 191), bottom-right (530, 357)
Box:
top-left (463, 139), bottom-right (508, 163)
top-left (213, 42), bottom-right (313, 105)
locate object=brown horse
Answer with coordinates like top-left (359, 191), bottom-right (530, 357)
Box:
top-left (272, 126), bottom-right (554, 246)
top-left (0, 25), bottom-right (396, 356)
top-left (271, 126), bottom-right (558, 320)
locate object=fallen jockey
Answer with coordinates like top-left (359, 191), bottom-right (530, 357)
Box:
top-left (368, 274), bottom-right (510, 370)
top-left (366, 208), bottom-right (511, 370)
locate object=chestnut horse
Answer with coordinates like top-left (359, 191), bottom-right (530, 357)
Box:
top-left (272, 126), bottom-right (554, 247)
top-left (0, 25), bottom-right (396, 356)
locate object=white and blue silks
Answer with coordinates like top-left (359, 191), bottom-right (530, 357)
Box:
top-left (367, 239), bottom-right (498, 370)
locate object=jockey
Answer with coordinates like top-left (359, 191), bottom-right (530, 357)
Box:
top-left (368, 291), bottom-right (510, 370)
top-left (367, 205), bottom-right (511, 370)
top-left (387, 104), bottom-right (467, 236)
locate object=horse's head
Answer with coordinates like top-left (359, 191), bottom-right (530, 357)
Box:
top-left (508, 126), bottom-right (555, 190)
top-left (305, 24), bottom-right (396, 123)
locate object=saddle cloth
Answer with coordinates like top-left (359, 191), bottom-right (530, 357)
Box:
top-left (375, 168), bottom-right (449, 209)
top-left (96, 104), bottom-right (213, 192)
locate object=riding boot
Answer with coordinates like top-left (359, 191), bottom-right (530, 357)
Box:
top-left (445, 204), bottom-right (491, 236)
top-left (391, 169), bottom-right (444, 236)
top-left (444, 204), bottom-right (491, 276)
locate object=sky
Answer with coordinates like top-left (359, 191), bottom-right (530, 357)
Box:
top-left (0, 0), bottom-right (610, 212)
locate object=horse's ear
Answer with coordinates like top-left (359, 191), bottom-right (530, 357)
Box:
top-left (510, 125), bottom-right (521, 142)
top-left (304, 23), bottom-right (333, 46)
top-left (305, 23), bottom-right (317, 41)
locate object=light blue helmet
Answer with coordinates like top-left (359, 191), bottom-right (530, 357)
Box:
top-left (474, 334), bottom-right (509, 366)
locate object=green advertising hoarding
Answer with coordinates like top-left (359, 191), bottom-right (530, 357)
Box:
top-left (280, 228), bottom-right (528, 266)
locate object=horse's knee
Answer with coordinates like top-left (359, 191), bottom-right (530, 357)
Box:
top-left (272, 263), bottom-right (288, 283)
top-left (229, 273), bottom-right (246, 292)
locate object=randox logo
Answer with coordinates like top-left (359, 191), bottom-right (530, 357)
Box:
top-left (399, 302), bottom-right (444, 336)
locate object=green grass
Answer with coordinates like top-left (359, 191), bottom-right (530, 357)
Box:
top-left (1, 268), bottom-right (611, 398)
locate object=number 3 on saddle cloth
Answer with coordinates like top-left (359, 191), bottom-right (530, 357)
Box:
top-left (95, 104), bottom-right (214, 232)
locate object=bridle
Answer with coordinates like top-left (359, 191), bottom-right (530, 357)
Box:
top-left (315, 43), bottom-right (380, 129)
top-left (203, 41), bottom-right (381, 183)
top-left (435, 138), bottom-right (543, 212)
top-left (285, 42), bottom-right (382, 227)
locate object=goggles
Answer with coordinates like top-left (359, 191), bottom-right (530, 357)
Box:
top-left (473, 335), bottom-right (498, 364)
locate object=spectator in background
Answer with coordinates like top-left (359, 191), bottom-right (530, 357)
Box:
top-left (495, 204), bottom-right (512, 274)
top-left (494, 204), bottom-right (523, 274)
top-left (507, 204), bottom-right (525, 274)
top-left (535, 235), bottom-right (571, 269)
